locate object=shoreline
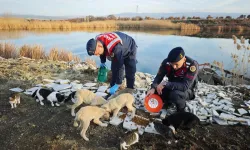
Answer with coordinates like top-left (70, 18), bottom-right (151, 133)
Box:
top-left (0, 18), bottom-right (200, 30)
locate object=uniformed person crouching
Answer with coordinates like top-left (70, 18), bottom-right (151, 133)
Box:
top-left (146, 47), bottom-right (199, 112)
top-left (86, 31), bottom-right (138, 95)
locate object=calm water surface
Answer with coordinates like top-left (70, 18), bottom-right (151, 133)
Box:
top-left (0, 30), bottom-right (249, 76)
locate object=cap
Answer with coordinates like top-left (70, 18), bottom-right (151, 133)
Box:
top-left (166, 47), bottom-right (185, 62)
top-left (86, 38), bottom-right (97, 56)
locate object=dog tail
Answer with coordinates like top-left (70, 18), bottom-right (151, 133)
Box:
top-left (31, 89), bottom-right (38, 97)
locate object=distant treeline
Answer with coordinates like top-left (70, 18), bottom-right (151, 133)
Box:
top-left (64, 14), bottom-right (250, 23)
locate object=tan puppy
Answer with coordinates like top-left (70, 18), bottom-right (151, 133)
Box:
top-left (101, 93), bottom-right (136, 120)
top-left (107, 88), bottom-right (135, 100)
top-left (71, 89), bottom-right (107, 116)
top-left (73, 106), bottom-right (110, 141)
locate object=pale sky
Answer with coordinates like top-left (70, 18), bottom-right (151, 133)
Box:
top-left (0, 0), bottom-right (249, 16)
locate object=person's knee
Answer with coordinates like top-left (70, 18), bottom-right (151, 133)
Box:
top-left (168, 90), bottom-right (182, 101)
top-left (168, 90), bottom-right (186, 107)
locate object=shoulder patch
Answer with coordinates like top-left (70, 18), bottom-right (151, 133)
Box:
top-left (190, 66), bottom-right (196, 72)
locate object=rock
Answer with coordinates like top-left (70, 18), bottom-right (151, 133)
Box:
top-left (84, 83), bottom-right (97, 87)
top-left (109, 112), bottom-right (125, 126)
top-left (97, 86), bottom-right (109, 93)
top-left (54, 79), bottom-right (70, 84)
top-left (219, 113), bottom-right (236, 120)
top-left (213, 117), bottom-right (228, 125)
top-left (52, 84), bottom-right (72, 91)
top-left (43, 79), bottom-right (55, 83)
top-left (9, 87), bottom-right (23, 92)
top-left (238, 108), bottom-right (248, 115)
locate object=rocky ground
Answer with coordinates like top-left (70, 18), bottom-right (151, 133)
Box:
top-left (0, 57), bottom-right (250, 150)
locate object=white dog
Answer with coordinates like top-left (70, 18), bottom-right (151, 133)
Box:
top-left (73, 106), bottom-right (110, 141)
top-left (101, 93), bottom-right (136, 120)
top-left (70, 89), bottom-right (107, 116)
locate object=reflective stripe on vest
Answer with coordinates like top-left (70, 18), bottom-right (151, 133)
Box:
top-left (96, 32), bottom-right (123, 55)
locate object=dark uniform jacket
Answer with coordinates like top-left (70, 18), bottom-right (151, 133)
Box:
top-left (151, 56), bottom-right (199, 92)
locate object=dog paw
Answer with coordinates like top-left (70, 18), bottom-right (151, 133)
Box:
top-left (36, 99), bottom-right (39, 102)
top-left (71, 113), bottom-right (76, 117)
top-left (40, 102), bottom-right (44, 106)
top-left (55, 103), bottom-right (60, 107)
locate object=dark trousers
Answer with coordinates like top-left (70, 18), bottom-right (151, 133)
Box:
top-left (157, 88), bottom-right (195, 112)
top-left (111, 45), bottom-right (137, 89)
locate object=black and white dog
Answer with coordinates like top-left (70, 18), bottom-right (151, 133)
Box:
top-left (64, 91), bottom-right (76, 103)
top-left (32, 88), bottom-right (66, 106)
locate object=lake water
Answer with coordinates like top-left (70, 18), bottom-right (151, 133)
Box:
top-left (0, 30), bottom-right (249, 76)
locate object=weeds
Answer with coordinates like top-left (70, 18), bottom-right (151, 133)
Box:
top-left (0, 42), bottom-right (81, 62)
top-left (213, 35), bottom-right (250, 85)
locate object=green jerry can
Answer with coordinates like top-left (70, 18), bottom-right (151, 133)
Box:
top-left (97, 66), bottom-right (108, 82)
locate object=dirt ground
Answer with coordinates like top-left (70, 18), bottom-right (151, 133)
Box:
top-left (0, 58), bottom-right (250, 150)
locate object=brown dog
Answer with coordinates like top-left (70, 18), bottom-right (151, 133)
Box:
top-left (71, 89), bottom-right (107, 116)
top-left (101, 93), bottom-right (136, 120)
top-left (73, 106), bottom-right (110, 141)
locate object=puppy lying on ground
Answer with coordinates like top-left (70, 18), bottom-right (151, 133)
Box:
top-left (101, 93), bottom-right (136, 120)
top-left (162, 112), bottom-right (200, 131)
top-left (73, 106), bottom-right (110, 141)
top-left (70, 89), bottom-right (108, 116)
top-left (153, 112), bottom-right (201, 141)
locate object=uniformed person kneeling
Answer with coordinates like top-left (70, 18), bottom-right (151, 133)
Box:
top-left (146, 47), bottom-right (199, 112)
top-left (86, 32), bottom-right (138, 95)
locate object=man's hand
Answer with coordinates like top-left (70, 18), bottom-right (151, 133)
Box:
top-left (146, 88), bottom-right (155, 96)
top-left (156, 83), bottom-right (165, 95)
top-left (109, 84), bottom-right (119, 95)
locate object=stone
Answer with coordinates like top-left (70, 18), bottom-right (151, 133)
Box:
top-left (52, 84), bottom-right (72, 91)
top-left (95, 92), bottom-right (108, 97)
top-left (212, 109), bottom-right (219, 117)
top-left (97, 86), bottom-right (109, 92)
top-left (238, 108), bottom-right (248, 115)
top-left (144, 122), bottom-right (160, 135)
top-left (54, 79), bottom-right (70, 84)
top-left (219, 113), bottom-right (236, 120)
top-left (84, 83), bottom-right (97, 87)
top-left (213, 117), bottom-right (228, 125)
top-left (109, 112), bottom-right (125, 126)
top-left (43, 79), bottom-right (54, 83)
top-left (9, 87), bottom-right (24, 92)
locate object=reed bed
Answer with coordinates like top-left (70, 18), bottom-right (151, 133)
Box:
top-left (0, 42), bottom-right (81, 62)
top-left (0, 18), bottom-right (200, 30)
top-left (213, 35), bottom-right (250, 85)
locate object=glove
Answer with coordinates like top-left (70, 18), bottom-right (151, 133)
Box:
top-left (100, 63), bottom-right (106, 68)
top-left (109, 84), bottom-right (119, 95)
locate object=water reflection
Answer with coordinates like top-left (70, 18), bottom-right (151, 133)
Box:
top-left (0, 30), bottom-right (249, 76)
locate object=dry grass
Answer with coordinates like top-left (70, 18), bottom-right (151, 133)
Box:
top-left (0, 42), bottom-right (81, 62)
top-left (84, 57), bottom-right (97, 68)
top-left (0, 42), bottom-right (18, 58)
top-left (214, 35), bottom-right (250, 85)
top-left (0, 18), bottom-right (200, 30)
top-left (19, 44), bottom-right (46, 59)
top-left (48, 48), bottom-right (81, 62)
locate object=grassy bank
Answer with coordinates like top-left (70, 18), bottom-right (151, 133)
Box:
top-left (0, 17), bottom-right (200, 30)
top-left (0, 42), bottom-right (80, 62)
